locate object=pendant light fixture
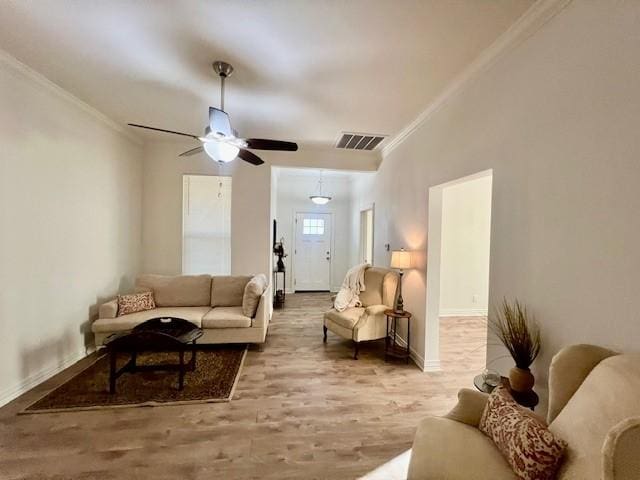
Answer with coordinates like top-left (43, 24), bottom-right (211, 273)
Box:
top-left (309, 172), bottom-right (332, 205)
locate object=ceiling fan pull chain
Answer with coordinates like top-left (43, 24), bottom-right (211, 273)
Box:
top-left (220, 74), bottom-right (225, 111)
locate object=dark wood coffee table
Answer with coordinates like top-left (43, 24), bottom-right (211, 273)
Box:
top-left (104, 317), bottom-right (203, 394)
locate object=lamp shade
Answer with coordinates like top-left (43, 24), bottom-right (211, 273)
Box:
top-left (390, 249), bottom-right (411, 270)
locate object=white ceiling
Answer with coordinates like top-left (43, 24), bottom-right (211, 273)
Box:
top-left (0, 0), bottom-right (532, 150)
top-left (274, 166), bottom-right (374, 181)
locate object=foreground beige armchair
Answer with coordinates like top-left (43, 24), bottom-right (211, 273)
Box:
top-left (323, 267), bottom-right (398, 359)
top-left (408, 344), bottom-right (640, 480)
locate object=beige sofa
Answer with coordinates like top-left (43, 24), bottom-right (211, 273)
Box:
top-left (408, 344), bottom-right (640, 479)
top-left (92, 274), bottom-right (271, 347)
top-left (323, 267), bottom-right (398, 359)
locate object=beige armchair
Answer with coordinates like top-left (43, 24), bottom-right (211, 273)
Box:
top-left (323, 267), bottom-right (398, 359)
top-left (407, 344), bottom-right (640, 480)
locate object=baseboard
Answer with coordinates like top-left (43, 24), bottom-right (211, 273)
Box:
top-left (393, 335), bottom-right (427, 371)
top-left (0, 348), bottom-right (89, 408)
top-left (423, 359), bottom-right (442, 372)
top-left (440, 308), bottom-right (488, 317)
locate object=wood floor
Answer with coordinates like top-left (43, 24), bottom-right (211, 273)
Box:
top-left (0, 293), bottom-right (487, 480)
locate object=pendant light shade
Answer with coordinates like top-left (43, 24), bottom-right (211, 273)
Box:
top-left (310, 195), bottom-right (331, 205)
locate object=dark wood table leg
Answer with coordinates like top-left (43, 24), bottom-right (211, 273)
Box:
top-left (186, 340), bottom-right (197, 371)
top-left (392, 317), bottom-right (398, 350)
top-left (385, 315), bottom-right (390, 361)
top-left (109, 350), bottom-right (117, 394)
top-left (406, 317), bottom-right (411, 364)
top-left (178, 349), bottom-right (185, 390)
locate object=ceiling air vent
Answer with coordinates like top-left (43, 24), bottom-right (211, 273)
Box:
top-left (335, 132), bottom-right (386, 151)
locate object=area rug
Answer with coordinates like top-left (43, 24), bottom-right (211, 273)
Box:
top-left (22, 345), bottom-right (247, 413)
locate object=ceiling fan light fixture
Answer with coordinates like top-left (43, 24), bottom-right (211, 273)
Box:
top-left (309, 195), bottom-right (332, 205)
top-left (203, 141), bottom-right (239, 163)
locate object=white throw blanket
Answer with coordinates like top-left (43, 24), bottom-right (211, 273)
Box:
top-left (333, 263), bottom-right (370, 312)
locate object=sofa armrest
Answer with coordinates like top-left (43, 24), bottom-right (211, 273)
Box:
top-left (547, 344), bottom-right (616, 423)
top-left (253, 284), bottom-right (272, 330)
top-left (603, 417), bottom-right (640, 480)
top-left (98, 299), bottom-right (118, 319)
top-left (444, 388), bottom-right (489, 427)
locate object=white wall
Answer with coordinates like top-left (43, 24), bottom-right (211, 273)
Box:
top-left (275, 171), bottom-right (353, 292)
top-left (0, 51), bottom-right (143, 406)
top-left (349, 173), bottom-right (376, 266)
top-left (141, 142), bottom-right (271, 279)
top-left (352, 0), bottom-right (640, 411)
top-left (439, 174), bottom-right (492, 316)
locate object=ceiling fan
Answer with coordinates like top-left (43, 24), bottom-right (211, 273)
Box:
top-left (127, 61), bottom-right (298, 166)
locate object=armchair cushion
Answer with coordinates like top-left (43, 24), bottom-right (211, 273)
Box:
top-left (408, 416), bottom-right (517, 480)
top-left (324, 307), bottom-right (364, 330)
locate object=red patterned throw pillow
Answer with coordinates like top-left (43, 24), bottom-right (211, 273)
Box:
top-left (479, 387), bottom-right (567, 480)
top-left (117, 291), bottom-right (156, 316)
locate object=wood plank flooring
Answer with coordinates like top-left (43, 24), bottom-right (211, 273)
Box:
top-left (0, 293), bottom-right (487, 480)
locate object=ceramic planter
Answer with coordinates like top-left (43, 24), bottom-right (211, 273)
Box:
top-left (509, 366), bottom-right (535, 392)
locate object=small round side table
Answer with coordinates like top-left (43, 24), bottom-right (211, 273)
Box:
top-left (473, 374), bottom-right (539, 411)
top-left (384, 309), bottom-right (412, 364)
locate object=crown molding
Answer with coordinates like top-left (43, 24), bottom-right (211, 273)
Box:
top-left (381, 0), bottom-right (573, 158)
top-left (0, 48), bottom-right (142, 145)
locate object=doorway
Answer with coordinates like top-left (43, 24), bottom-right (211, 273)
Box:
top-left (359, 207), bottom-right (374, 265)
top-left (293, 212), bottom-right (332, 291)
top-left (182, 175), bottom-right (231, 275)
top-left (425, 170), bottom-right (492, 371)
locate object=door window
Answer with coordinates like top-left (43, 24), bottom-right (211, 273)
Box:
top-left (303, 218), bottom-right (325, 235)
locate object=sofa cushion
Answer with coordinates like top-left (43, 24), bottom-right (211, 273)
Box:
top-left (117, 291), bottom-right (156, 316)
top-left (324, 307), bottom-right (364, 330)
top-left (242, 274), bottom-right (267, 317)
top-left (202, 307), bottom-right (252, 328)
top-left (136, 274), bottom-right (211, 307)
top-left (479, 387), bottom-right (567, 480)
top-left (91, 306), bottom-right (210, 333)
top-left (550, 353), bottom-right (640, 479)
top-left (211, 276), bottom-right (251, 307)
top-left (408, 416), bottom-right (517, 480)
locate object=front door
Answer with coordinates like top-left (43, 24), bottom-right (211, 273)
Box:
top-left (294, 212), bottom-right (332, 291)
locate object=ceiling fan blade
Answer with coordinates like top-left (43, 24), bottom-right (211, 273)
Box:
top-left (237, 149), bottom-right (264, 166)
top-left (127, 123), bottom-right (200, 140)
top-left (209, 107), bottom-right (232, 137)
top-left (244, 138), bottom-right (298, 151)
top-left (179, 146), bottom-right (204, 157)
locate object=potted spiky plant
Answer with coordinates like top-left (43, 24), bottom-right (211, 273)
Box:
top-left (489, 299), bottom-right (541, 393)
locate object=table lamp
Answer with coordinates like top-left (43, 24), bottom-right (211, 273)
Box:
top-left (390, 248), bottom-right (411, 313)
